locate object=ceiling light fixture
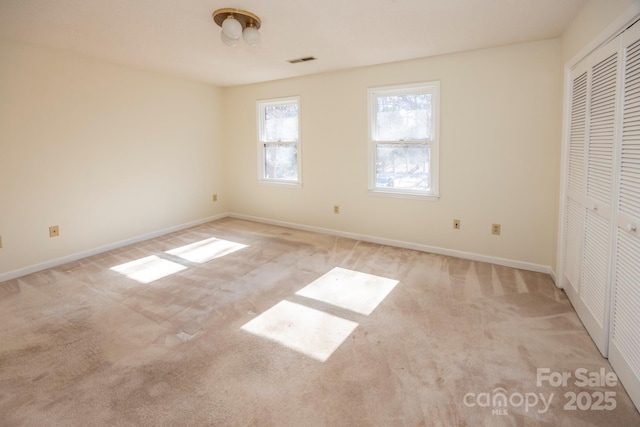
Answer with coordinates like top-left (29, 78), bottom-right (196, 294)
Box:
top-left (212, 8), bottom-right (261, 47)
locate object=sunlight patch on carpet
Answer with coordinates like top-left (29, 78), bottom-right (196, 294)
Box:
top-left (241, 300), bottom-right (358, 362)
top-left (166, 237), bottom-right (247, 263)
top-left (296, 267), bottom-right (398, 315)
top-left (111, 255), bottom-right (186, 284)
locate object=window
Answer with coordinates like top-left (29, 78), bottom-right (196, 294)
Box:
top-left (368, 82), bottom-right (440, 199)
top-left (257, 97), bottom-right (301, 186)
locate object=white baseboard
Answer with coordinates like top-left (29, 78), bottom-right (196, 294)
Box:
top-left (0, 213), bottom-right (227, 283)
top-left (1, 211), bottom-right (554, 283)
top-left (228, 213), bottom-right (553, 276)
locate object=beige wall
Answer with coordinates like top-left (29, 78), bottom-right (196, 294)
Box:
top-left (0, 40), bottom-right (226, 277)
top-left (562, 0), bottom-right (639, 64)
top-left (223, 39), bottom-right (562, 270)
top-left (2, 27), bottom-right (595, 278)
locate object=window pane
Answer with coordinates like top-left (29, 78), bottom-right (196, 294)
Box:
top-left (375, 93), bottom-right (432, 141)
top-left (264, 144), bottom-right (298, 181)
top-left (376, 143), bottom-right (430, 191)
top-left (263, 103), bottom-right (299, 142)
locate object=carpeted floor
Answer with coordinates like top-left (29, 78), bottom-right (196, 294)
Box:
top-left (0, 217), bottom-right (638, 426)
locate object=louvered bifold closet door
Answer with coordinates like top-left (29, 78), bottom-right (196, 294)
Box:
top-left (562, 65), bottom-right (587, 297)
top-left (579, 39), bottom-right (620, 356)
top-left (609, 20), bottom-right (640, 411)
top-left (562, 39), bottom-right (620, 357)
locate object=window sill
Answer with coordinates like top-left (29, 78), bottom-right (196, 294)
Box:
top-left (368, 189), bottom-right (440, 201)
top-left (259, 179), bottom-right (302, 189)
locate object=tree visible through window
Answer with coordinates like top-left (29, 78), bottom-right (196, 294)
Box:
top-left (369, 82), bottom-right (440, 198)
top-left (258, 97), bottom-right (300, 185)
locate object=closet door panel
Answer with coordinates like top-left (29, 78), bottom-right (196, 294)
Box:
top-left (568, 70), bottom-right (588, 198)
top-left (563, 65), bottom-right (588, 295)
top-left (609, 228), bottom-right (640, 410)
top-left (587, 50), bottom-right (618, 209)
top-left (610, 22), bottom-right (640, 411)
top-left (564, 39), bottom-right (620, 357)
top-left (581, 209), bottom-right (611, 327)
top-left (564, 198), bottom-right (584, 292)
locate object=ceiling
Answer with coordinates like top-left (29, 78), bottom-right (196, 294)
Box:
top-left (0, 0), bottom-right (587, 87)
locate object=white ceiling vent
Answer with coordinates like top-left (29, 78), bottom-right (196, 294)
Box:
top-left (288, 56), bottom-right (317, 64)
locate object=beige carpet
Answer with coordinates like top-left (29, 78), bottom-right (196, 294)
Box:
top-left (0, 217), bottom-right (638, 426)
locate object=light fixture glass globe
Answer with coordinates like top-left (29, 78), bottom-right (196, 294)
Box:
top-left (220, 31), bottom-right (239, 46)
top-left (243, 26), bottom-right (260, 46)
top-left (221, 16), bottom-right (242, 39)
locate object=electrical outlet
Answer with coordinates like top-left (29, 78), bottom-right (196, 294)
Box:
top-left (49, 225), bottom-right (60, 238)
top-left (492, 224), bottom-right (501, 235)
top-left (334, 204), bottom-right (340, 214)
top-left (453, 219), bottom-right (461, 230)
top-left (212, 194), bottom-right (218, 202)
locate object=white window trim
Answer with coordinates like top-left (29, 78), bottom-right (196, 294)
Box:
top-left (257, 96), bottom-right (302, 188)
top-left (367, 81), bottom-right (440, 200)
